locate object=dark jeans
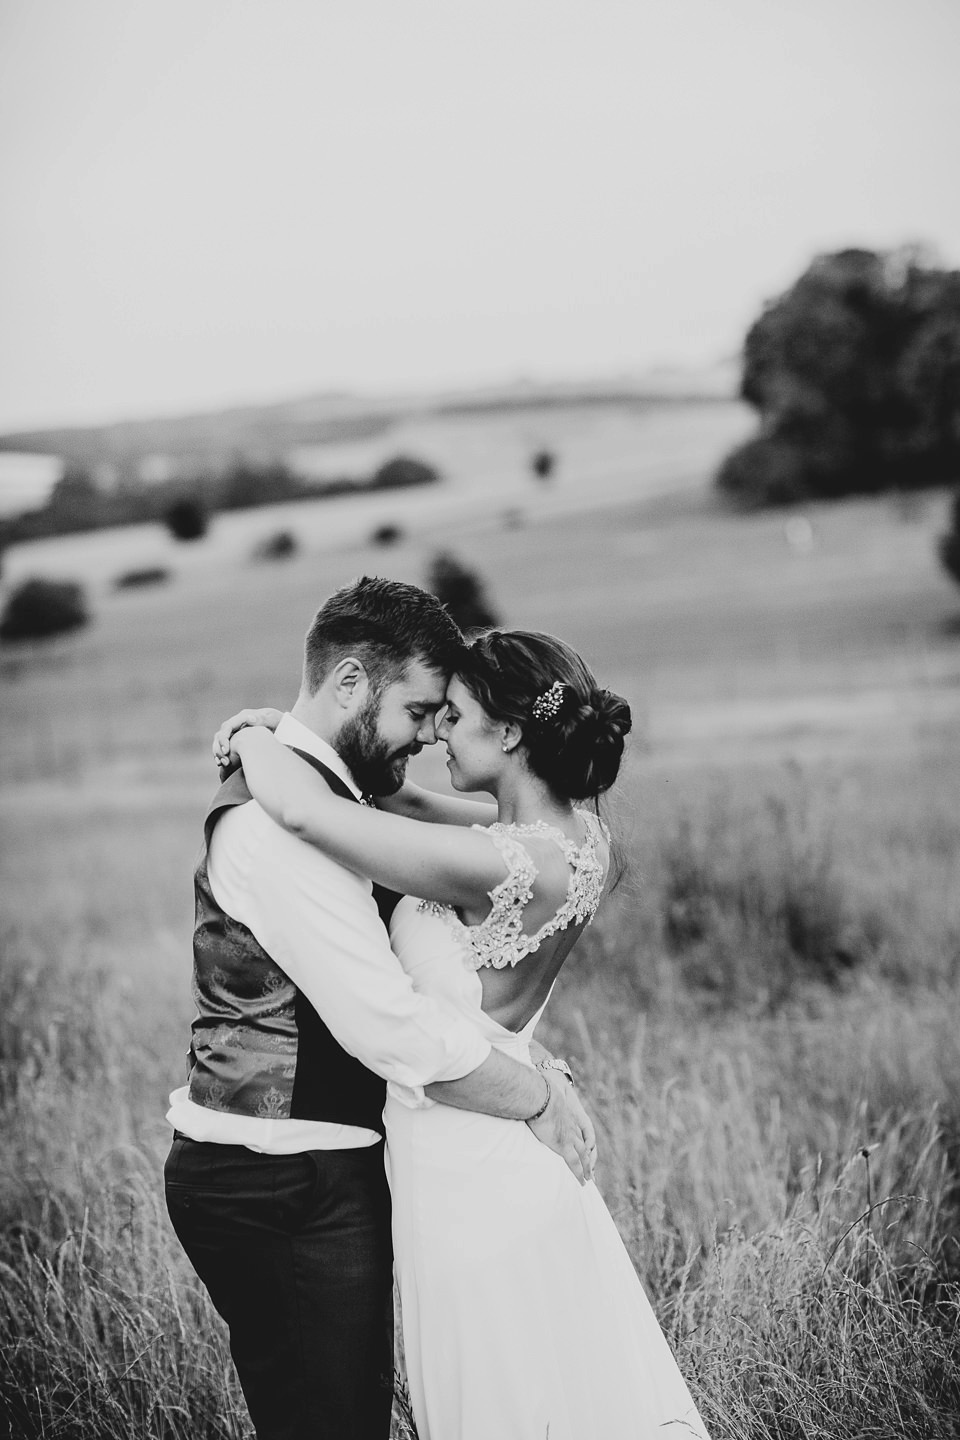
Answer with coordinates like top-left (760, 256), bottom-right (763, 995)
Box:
top-left (164, 1135), bottom-right (394, 1440)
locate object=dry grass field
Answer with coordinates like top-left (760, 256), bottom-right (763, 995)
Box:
top-left (1, 405), bottom-right (959, 1437)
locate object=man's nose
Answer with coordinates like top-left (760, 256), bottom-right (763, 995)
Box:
top-left (417, 715), bottom-right (439, 745)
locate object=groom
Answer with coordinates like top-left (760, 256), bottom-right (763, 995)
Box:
top-left (164, 576), bottom-right (592, 1440)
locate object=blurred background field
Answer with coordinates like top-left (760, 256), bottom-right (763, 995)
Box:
top-left (3, 0), bottom-right (960, 1433)
top-left (0, 392), bottom-right (955, 787)
top-left (2, 394), bottom-right (960, 1437)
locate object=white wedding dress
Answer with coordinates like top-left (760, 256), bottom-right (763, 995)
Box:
top-left (384, 815), bottom-right (711, 1440)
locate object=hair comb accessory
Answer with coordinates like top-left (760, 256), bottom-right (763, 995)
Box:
top-left (531, 680), bottom-right (566, 723)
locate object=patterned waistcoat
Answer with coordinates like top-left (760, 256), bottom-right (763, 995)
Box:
top-left (186, 749), bottom-right (400, 1135)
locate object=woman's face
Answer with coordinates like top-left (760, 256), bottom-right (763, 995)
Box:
top-left (437, 676), bottom-right (507, 792)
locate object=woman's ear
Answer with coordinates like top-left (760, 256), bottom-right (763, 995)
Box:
top-left (501, 720), bottom-right (523, 754)
top-left (331, 656), bottom-right (369, 711)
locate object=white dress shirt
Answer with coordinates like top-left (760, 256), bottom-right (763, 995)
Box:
top-left (167, 714), bottom-right (491, 1153)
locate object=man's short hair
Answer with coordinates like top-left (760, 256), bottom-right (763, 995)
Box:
top-left (302, 576), bottom-right (464, 696)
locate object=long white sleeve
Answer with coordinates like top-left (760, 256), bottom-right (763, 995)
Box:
top-left (208, 800), bottom-right (492, 1089)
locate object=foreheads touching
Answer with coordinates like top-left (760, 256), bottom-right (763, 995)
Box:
top-left (297, 593), bottom-right (632, 802)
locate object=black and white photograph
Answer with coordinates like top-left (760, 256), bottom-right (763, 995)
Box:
top-left (1, 3), bottom-right (959, 1437)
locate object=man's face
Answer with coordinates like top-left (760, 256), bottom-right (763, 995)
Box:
top-left (336, 658), bottom-right (448, 796)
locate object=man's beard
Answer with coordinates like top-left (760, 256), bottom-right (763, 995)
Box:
top-left (336, 697), bottom-right (415, 797)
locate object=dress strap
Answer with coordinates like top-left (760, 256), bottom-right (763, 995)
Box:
top-left (458, 826), bottom-right (539, 971)
top-left (574, 807), bottom-right (612, 849)
top-left (482, 826), bottom-right (540, 898)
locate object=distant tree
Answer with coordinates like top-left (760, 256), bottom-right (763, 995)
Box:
top-left (898, 273), bottom-right (960, 476)
top-left (716, 433), bottom-right (808, 507)
top-left (164, 496), bottom-right (209, 541)
top-left (0, 577), bottom-right (90, 642)
top-left (48, 466), bottom-right (96, 506)
top-left (46, 465), bottom-right (101, 528)
top-left (719, 248), bottom-right (960, 506)
top-left (427, 552), bottom-right (499, 634)
top-left (939, 489), bottom-right (960, 587)
top-left (251, 529), bottom-right (298, 561)
top-left (371, 456), bottom-right (440, 490)
top-left (371, 523), bottom-right (403, 546)
top-left (221, 460), bottom-right (302, 511)
top-left (531, 449), bottom-right (556, 481)
top-left (114, 566), bottom-right (171, 590)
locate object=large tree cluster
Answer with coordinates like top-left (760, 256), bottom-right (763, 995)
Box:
top-left (717, 248), bottom-right (960, 507)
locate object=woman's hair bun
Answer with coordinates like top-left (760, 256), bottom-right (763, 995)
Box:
top-left (458, 629), bottom-right (632, 802)
top-left (590, 688), bottom-right (633, 741)
top-left (542, 687), bottom-right (632, 801)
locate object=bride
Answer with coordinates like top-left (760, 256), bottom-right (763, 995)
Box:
top-left (215, 628), bottom-right (709, 1440)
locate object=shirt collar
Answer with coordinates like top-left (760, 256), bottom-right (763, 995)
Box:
top-left (274, 713), bottom-right (362, 801)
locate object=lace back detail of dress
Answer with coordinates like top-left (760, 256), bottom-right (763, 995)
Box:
top-left (419, 810), bottom-right (608, 970)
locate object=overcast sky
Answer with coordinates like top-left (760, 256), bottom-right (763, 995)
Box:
top-left (1, 0), bottom-right (958, 431)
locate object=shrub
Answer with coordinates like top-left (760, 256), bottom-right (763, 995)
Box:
top-left (0, 578), bottom-right (90, 643)
top-left (371, 456), bottom-right (440, 490)
top-left (113, 566), bottom-right (170, 590)
top-left (252, 529), bottom-right (298, 561)
top-left (427, 552), bottom-right (499, 634)
top-left (715, 433), bottom-right (809, 508)
top-left (164, 497), bottom-right (209, 542)
top-left (939, 488), bottom-right (960, 586)
top-left (46, 466), bottom-right (101, 528)
top-left (221, 460), bottom-right (301, 511)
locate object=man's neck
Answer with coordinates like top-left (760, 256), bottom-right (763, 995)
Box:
top-left (289, 697), bottom-right (340, 754)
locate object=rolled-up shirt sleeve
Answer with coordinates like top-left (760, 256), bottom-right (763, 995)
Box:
top-left (208, 802), bottom-right (491, 1089)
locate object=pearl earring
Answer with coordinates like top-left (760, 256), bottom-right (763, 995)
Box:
top-left (502, 742), bottom-right (510, 753)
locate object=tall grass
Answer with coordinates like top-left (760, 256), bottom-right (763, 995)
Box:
top-left (1, 1165), bottom-right (248, 1440)
top-left (2, 757), bottom-right (959, 1438)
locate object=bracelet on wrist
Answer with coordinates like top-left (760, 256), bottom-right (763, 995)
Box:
top-left (524, 1072), bottom-right (552, 1123)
